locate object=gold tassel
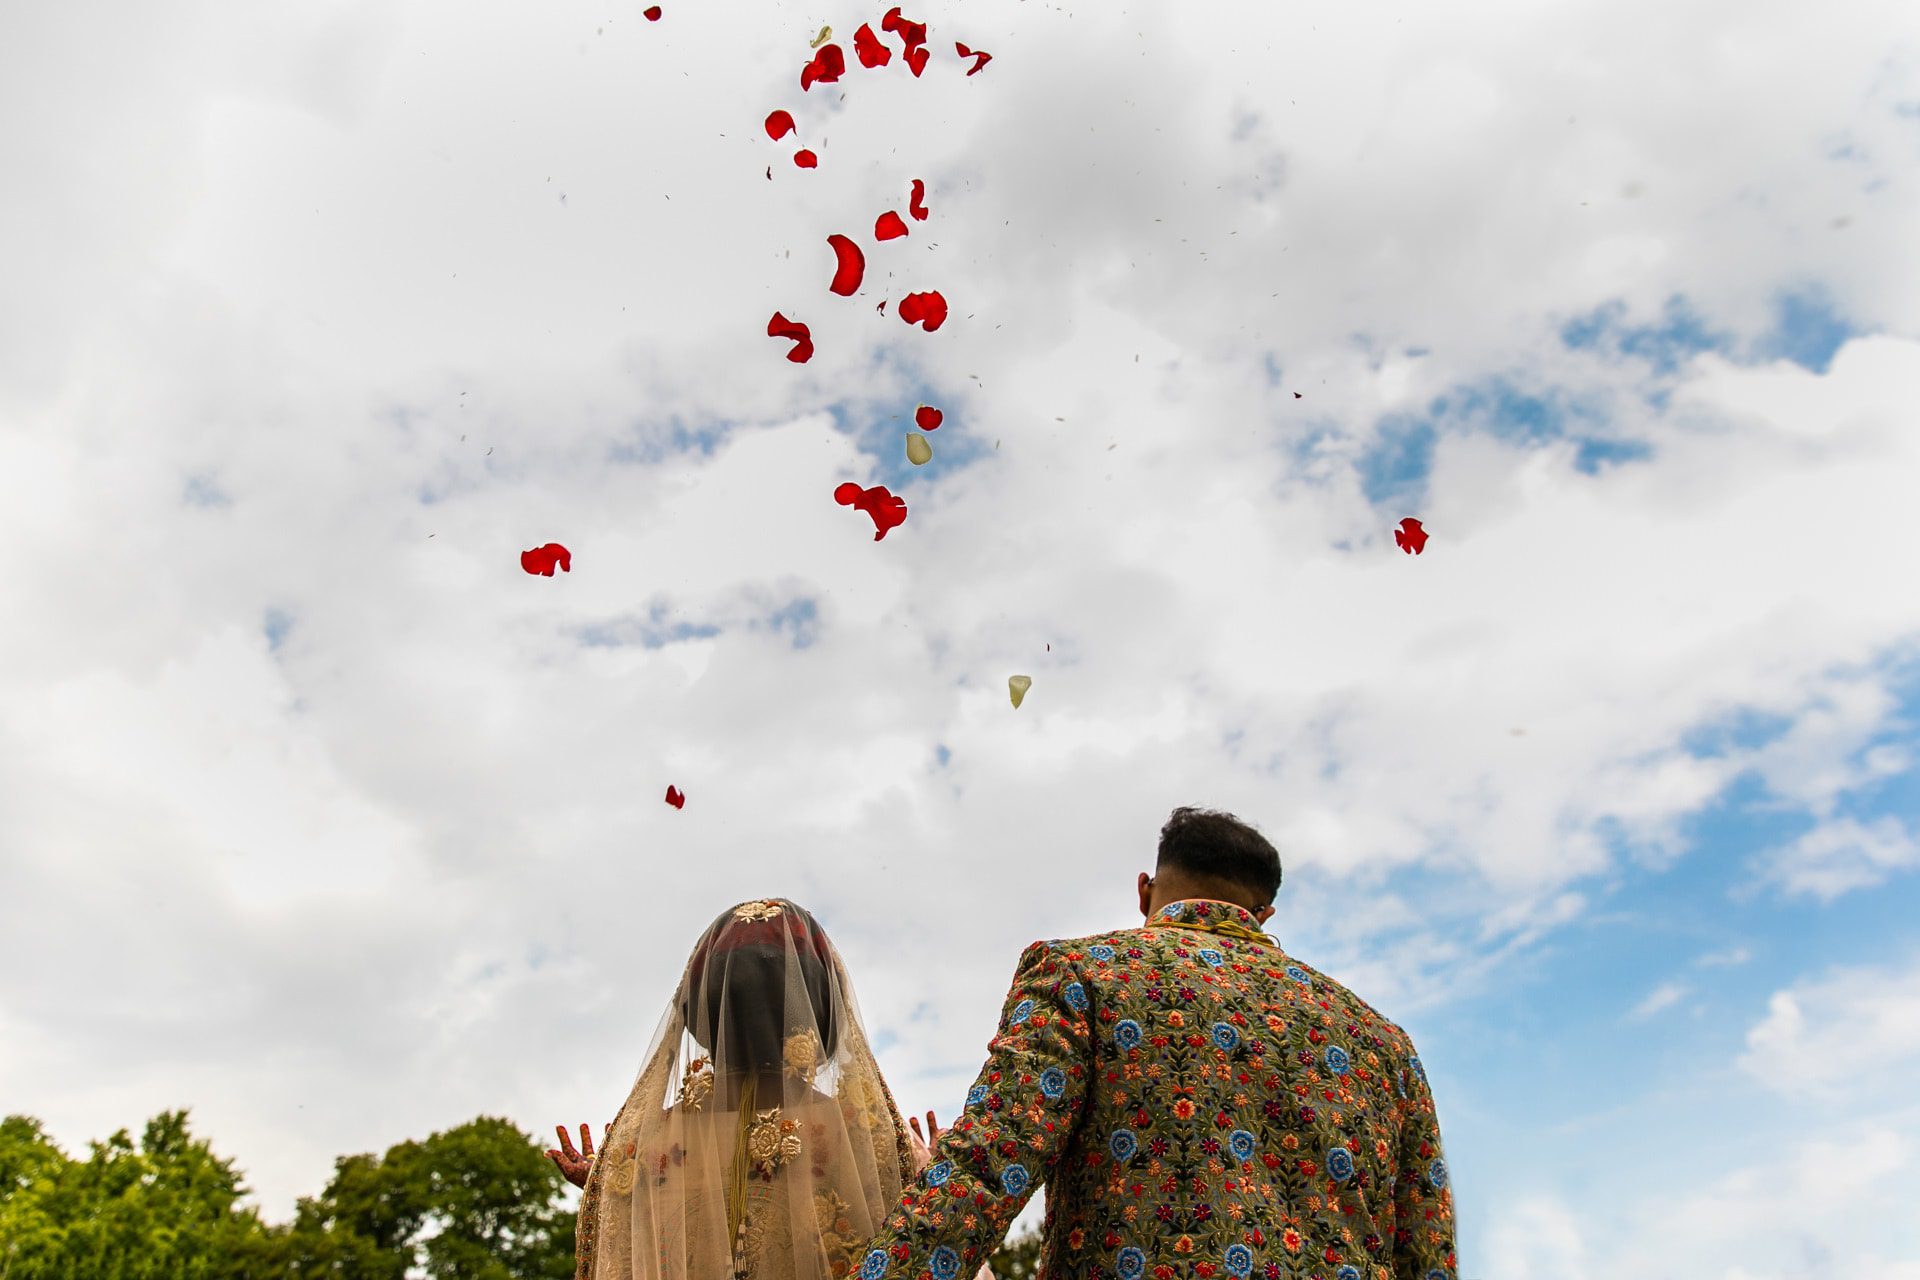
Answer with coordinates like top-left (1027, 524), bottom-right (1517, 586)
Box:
top-left (727, 1075), bottom-right (756, 1248)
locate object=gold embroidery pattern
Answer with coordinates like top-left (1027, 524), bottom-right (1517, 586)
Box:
top-left (677, 1057), bottom-right (715, 1112)
top-left (784, 1029), bottom-right (824, 1086)
top-left (746, 1108), bottom-right (803, 1179)
top-left (816, 1189), bottom-right (858, 1277)
top-left (733, 899), bottom-right (783, 922)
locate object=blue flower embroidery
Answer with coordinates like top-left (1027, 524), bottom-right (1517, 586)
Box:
top-left (1114, 1019), bottom-right (1144, 1050)
top-left (1410, 1054), bottom-right (1427, 1084)
top-left (861, 1250), bottom-right (889, 1280)
top-left (1000, 1163), bottom-right (1030, 1197)
top-left (1211, 1022), bottom-right (1240, 1051)
top-left (930, 1248), bottom-right (960, 1280)
top-left (1285, 964), bottom-right (1312, 986)
top-left (1327, 1147), bottom-right (1355, 1181)
top-left (1228, 1129), bottom-right (1256, 1161)
top-left (925, 1160), bottom-right (953, 1187)
top-left (1039, 1067), bottom-right (1066, 1099)
top-left (1198, 948), bottom-right (1225, 967)
top-left (966, 1084), bottom-right (989, 1108)
top-left (1117, 1247), bottom-right (1147, 1280)
top-left (1223, 1244), bottom-right (1254, 1278)
top-left (1109, 1129), bottom-right (1138, 1162)
top-left (1008, 998), bottom-right (1034, 1024)
top-left (1325, 1045), bottom-right (1350, 1074)
top-left (1424, 1271), bottom-right (1452, 1280)
top-left (1429, 1157), bottom-right (1448, 1190)
top-left (1089, 945), bottom-right (1115, 961)
top-left (1336, 1268), bottom-right (1362, 1280)
top-left (1063, 981), bottom-right (1088, 1010)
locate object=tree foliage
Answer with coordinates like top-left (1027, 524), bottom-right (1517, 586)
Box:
top-left (0, 1110), bottom-right (575, 1280)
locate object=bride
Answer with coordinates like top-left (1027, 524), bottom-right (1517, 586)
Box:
top-left (547, 898), bottom-right (986, 1280)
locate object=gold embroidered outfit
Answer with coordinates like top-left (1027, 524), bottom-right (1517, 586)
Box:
top-left (575, 899), bottom-right (979, 1280)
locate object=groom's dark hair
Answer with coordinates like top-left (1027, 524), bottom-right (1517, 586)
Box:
top-left (1157, 806), bottom-right (1282, 904)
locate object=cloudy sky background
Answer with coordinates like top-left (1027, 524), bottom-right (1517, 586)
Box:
top-left (5, 0), bottom-right (1920, 1275)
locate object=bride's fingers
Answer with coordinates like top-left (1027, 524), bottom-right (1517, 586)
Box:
top-left (556, 1125), bottom-right (579, 1158)
top-left (580, 1123), bottom-right (595, 1157)
top-left (926, 1109), bottom-right (940, 1138)
top-left (907, 1116), bottom-right (924, 1141)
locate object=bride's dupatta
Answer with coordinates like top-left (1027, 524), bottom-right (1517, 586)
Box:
top-left (576, 900), bottom-right (922, 1280)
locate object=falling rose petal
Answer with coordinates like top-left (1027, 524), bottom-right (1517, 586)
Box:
top-left (876, 300), bottom-right (887, 314)
top-left (793, 148), bottom-right (818, 169)
top-left (906, 432), bottom-right (932, 465)
top-left (828, 234), bottom-right (866, 296)
top-left (766, 165), bottom-right (772, 180)
top-left (800, 43), bottom-right (845, 91)
top-left (836, 482), bottom-right (908, 540)
top-left (810, 25), bottom-right (832, 49)
top-left (643, 5), bottom-right (661, 19)
top-left (908, 178), bottom-right (929, 221)
top-left (665, 784), bottom-right (685, 809)
top-left (874, 210), bottom-right (909, 241)
top-left (768, 312), bottom-right (814, 363)
top-left (1008, 674), bottom-right (1032, 709)
top-left (521, 543), bottom-right (572, 576)
top-left (898, 290), bottom-right (949, 332)
top-left (954, 41), bottom-right (992, 75)
top-left (853, 23), bottom-right (892, 67)
top-left (914, 403), bottom-right (942, 431)
top-left (1394, 517), bottom-right (1429, 555)
top-left (904, 43), bottom-right (930, 76)
top-left (765, 109), bottom-right (796, 141)
top-left (1294, 391), bottom-right (1303, 398)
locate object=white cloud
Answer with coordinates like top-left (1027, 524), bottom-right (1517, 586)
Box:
top-left (1746, 814), bottom-right (1920, 901)
top-left (1, 0), bottom-right (1917, 1230)
top-left (1625, 979), bottom-right (1688, 1021)
top-left (1738, 955), bottom-right (1920, 1099)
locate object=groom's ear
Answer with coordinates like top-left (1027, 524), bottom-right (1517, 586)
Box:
top-left (1137, 872), bottom-right (1153, 917)
top-left (1254, 904), bottom-right (1276, 925)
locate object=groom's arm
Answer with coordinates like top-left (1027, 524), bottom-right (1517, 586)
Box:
top-left (853, 939), bottom-right (1093, 1280)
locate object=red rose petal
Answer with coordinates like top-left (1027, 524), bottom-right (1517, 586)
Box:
top-left (801, 43), bottom-right (845, 91)
top-left (876, 300), bottom-right (887, 314)
top-left (521, 543), bottom-right (572, 576)
top-left (643, 5), bottom-right (661, 19)
top-left (835, 482), bottom-right (908, 541)
top-left (904, 44), bottom-right (930, 76)
top-left (768, 312), bottom-right (814, 363)
top-left (898, 290), bottom-right (948, 332)
top-left (1294, 391), bottom-right (1303, 398)
top-left (665, 784), bottom-right (685, 808)
top-left (853, 22), bottom-right (892, 67)
top-left (1393, 518), bottom-right (1429, 555)
top-left (914, 404), bottom-right (942, 431)
top-left (908, 178), bottom-right (929, 221)
top-left (955, 41), bottom-right (992, 75)
top-left (794, 148), bottom-right (818, 168)
top-left (874, 210), bottom-right (909, 241)
top-left (828, 233), bottom-right (866, 296)
top-left (765, 109), bottom-right (796, 141)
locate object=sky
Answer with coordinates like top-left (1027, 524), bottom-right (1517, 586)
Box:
top-left (3, 0), bottom-right (1920, 1276)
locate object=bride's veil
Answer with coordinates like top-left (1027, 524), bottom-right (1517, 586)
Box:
top-left (576, 899), bottom-right (919, 1280)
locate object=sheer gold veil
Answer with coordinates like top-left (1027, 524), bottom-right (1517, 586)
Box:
top-left (576, 899), bottom-right (920, 1280)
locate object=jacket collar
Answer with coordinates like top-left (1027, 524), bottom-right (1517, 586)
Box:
top-left (1150, 898), bottom-right (1275, 945)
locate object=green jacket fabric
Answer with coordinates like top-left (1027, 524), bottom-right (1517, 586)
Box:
top-left (854, 899), bottom-right (1457, 1280)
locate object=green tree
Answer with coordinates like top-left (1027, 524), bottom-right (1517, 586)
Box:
top-left (275, 1115), bottom-right (576, 1280)
top-left (988, 1223), bottom-right (1044, 1280)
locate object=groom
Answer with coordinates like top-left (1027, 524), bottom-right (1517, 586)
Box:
top-left (856, 806), bottom-right (1457, 1280)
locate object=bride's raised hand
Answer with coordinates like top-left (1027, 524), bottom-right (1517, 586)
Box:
top-left (907, 1109), bottom-right (942, 1148)
top-left (545, 1121), bottom-right (604, 1189)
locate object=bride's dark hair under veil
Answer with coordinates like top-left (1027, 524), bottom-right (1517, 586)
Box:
top-left (574, 899), bottom-right (920, 1280)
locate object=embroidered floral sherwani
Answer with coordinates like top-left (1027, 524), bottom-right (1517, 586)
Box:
top-left (853, 900), bottom-right (1457, 1280)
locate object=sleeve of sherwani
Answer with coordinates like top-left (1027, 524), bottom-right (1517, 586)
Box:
top-left (849, 940), bottom-right (1092, 1280)
top-left (1390, 1040), bottom-right (1458, 1280)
